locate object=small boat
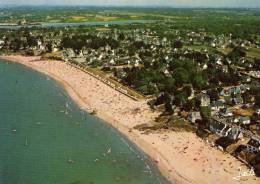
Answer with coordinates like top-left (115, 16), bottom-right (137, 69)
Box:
top-left (65, 101), bottom-right (69, 114)
top-left (107, 148), bottom-right (111, 154)
top-left (11, 129), bottom-right (17, 132)
top-left (94, 158), bottom-right (99, 162)
top-left (65, 109), bottom-right (68, 115)
top-left (24, 136), bottom-right (28, 146)
top-left (67, 159), bottom-right (75, 164)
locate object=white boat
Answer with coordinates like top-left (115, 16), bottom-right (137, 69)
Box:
top-left (65, 101), bottom-right (69, 114)
top-left (67, 159), bottom-right (75, 164)
top-left (24, 136), bottom-right (28, 146)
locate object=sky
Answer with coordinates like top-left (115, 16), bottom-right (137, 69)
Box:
top-left (0, 0), bottom-right (260, 8)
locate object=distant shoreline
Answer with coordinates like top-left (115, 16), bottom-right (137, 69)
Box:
top-left (0, 5), bottom-right (260, 9)
top-left (1, 55), bottom-right (259, 184)
top-left (0, 23), bottom-right (41, 26)
top-left (0, 20), bottom-right (155, 30)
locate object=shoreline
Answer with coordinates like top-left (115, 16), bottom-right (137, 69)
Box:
top-left (0, 55), bottom-right (185, 184)
top-left (1, 55), bottom-right (259, 184)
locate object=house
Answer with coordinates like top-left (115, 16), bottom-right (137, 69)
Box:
top-left (219, 108), bottom-right (233, 117)
top-left (202, 64), bottom-right (208, 70)
top-left (220, 89), bottom-right (231, 97)
top-left (216, 58), bottom-right (223, 65)
top-left (241, 76), bottom-right (251, 83)
top-left (0, 39), bottom-right (5, 49)
top-left (134, 59), bottom-right (140, 67)
top-left (74, 57), bottom-right (86, 64)
top-left (164, 69), bottom-right (170, 75)
top-left (233, 95), bottom-right (244, 105)
top-left (226, 126), bottom-right (243, 140)
top-left (209, 117), bottom-right (226, 136)
top-left (255, 107), bottom-right (260, 115)
top-left (210, 101), bottom-right (225, 111)
top-left (232, 116), bottom-right (240, 123)
top-left (246, 137), bottom-right (260, 153)
top-left (109, 58), bottom-right (116, 66)
top-left (222, 65), bottom-right (229, 73)
top-left (239, 116), bottom-right (251, 125)
top-left (188, 111), bottom-right (202, 123)
top-left (230, 87), bottom-right (242, 95)
top-left (256, 122), bottom-right (260, 132)
top-left (187, 86), bottom-right (195, 100)
top-left (224, 96), bottom-right (233, 105)
top-left (105, 44), bottom-right (111, 52)
top-left (240, 84), bottom-right (250, 93)
top-left (197, 94), bottom-right (211, 107)
top-left (210, 117), bottom-right (243, 140)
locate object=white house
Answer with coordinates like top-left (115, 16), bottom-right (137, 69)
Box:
top-left (188, 111), bottom-right (202, 123)
top-left (246, 137), bottom-right (260, 153)
top-left (239, 117), bottom-right (251, 125)
top-left (109, 58), bottom-right (116, 65)
top-left (0, 39), bottom-right (5, 49)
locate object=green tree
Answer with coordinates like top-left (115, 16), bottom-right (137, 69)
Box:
top-left (172, 40), bottom-right (183, 48)
top-left (173, 92), bottom-right (188, 107)
top-left (200, 106), bottom-right (211, 121)
top-left (165, 101), bottom-right (173, 114)
top-left (183, 85), bottom-right (192, 97)
top-left (192, 73), bottom-right (206, 90)
top-left (207, 89), bottom-right (219, 102)
top-left (183, 99), bottom-right (195, 111)
top-left (172, 68), bottom-right (189, 87)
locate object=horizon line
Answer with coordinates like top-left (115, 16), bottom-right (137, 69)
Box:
top-left (0, 4), bottom-right (260, 9)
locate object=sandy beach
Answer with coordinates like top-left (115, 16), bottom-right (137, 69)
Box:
top-left (1, 55), bottom-right (259, 184)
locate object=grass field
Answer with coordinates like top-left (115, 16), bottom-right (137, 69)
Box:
top-left (218, 47), bottom-right (260, 59)
top-left (183, 45), bottom-right (212, 52)
top-left (246, 48), bottom-right (260, 59)
top-left (0, 7), bottom-right (259, 41)
top-left (218, 48), bottom-right (233, 55)
top-left (42, 52), bottom-right (63, 60)
top-left (0, 8), bottom-right (156, 24)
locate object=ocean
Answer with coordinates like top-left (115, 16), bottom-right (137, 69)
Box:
top-left (0, 59), bottom-right (169, 184)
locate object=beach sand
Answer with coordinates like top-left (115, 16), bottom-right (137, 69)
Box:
top-left (1, 55), bottom-right (259, 184)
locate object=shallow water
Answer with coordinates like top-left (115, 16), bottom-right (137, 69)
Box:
top-left (0, 59), bottom-right (169, 184)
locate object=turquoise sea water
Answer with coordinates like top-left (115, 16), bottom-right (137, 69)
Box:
top-left (0, 59), bottom-right (169, 184)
